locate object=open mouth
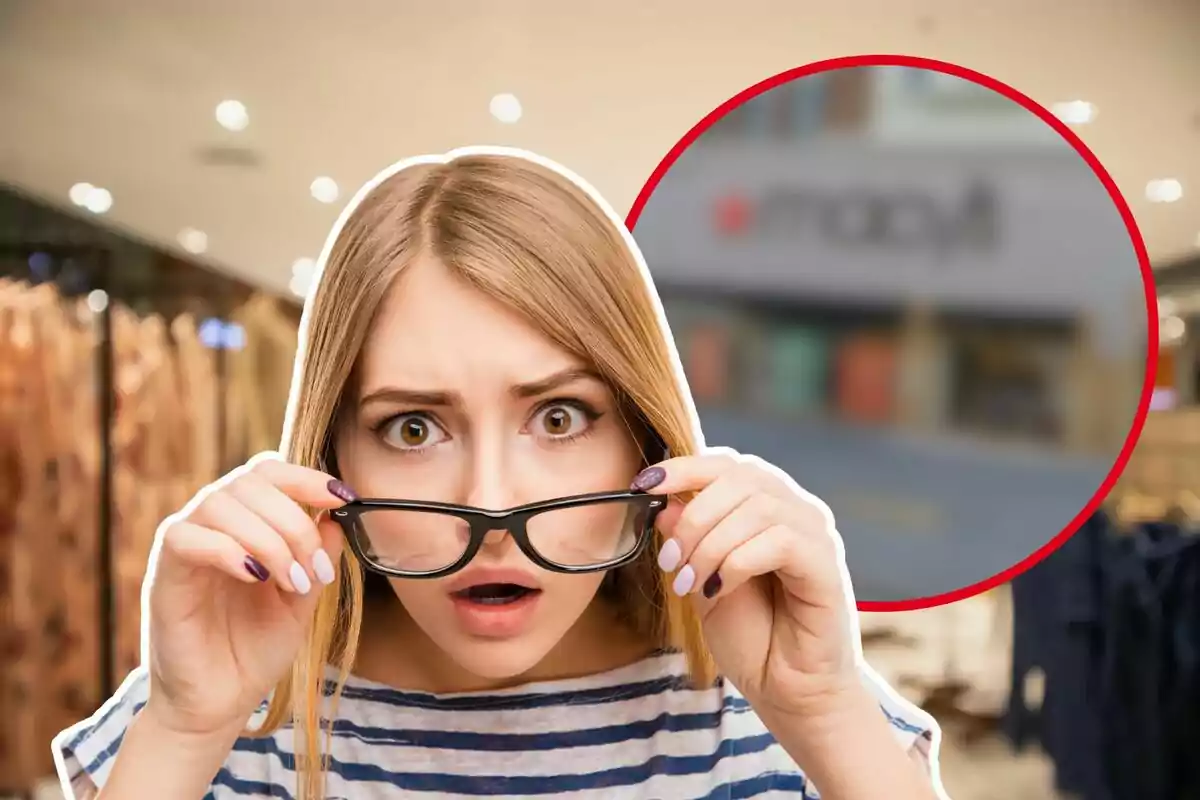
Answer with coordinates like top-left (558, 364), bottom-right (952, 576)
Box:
top-left (453, 583), bottom-right (542, 606)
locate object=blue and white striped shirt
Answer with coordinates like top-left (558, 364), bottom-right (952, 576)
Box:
top-left (54, 651), bottom-right (934, 799)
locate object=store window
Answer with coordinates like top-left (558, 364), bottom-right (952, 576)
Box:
top-left (660, 293), bottom-right (747, 409)
top-left (764, 322), bottom-right (831, 416)
top-left (682, 322), bottom-right (733, 404)
top-left (735, 297), bottom-right (904, 423)
top-left (891, 66), bottom-right (1016, 111)
top-left (696, 69), bottom-right (866, 144)
top-left (834, 332), bottom-right (900, 424)
top-left (945, 316), bottom-right (1075, 442)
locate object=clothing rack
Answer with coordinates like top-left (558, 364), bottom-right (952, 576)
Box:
top-left (0, 227), bottom-right (300, 797)
top-left (0, 186), bottom-right (306, 796)
top-left (0, 243), bottom-right (116, 701)
top-left (1004, 508), bottom-right (1200, 800)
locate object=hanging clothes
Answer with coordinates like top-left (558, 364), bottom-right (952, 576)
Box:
top-left (1005, 510), bottom-right (1200, 800)
top-left (1005, 511), bottom-right (1111, 800)
top-left (0, 278), bottom-right (237, 791)
top-left (1099, 525), bottom-right (1200, 800)
top-left (225, 294), bottom-right (299, 461)
top-left (110, 309), bottom-right (221, 680)
top-left (0, 280), bottom-right (102, 792)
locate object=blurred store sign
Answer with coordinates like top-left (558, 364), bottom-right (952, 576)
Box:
top-left (638, 140), bottom-right (1143, 357)
top-left (713, 179), bottom-right (1000, 258)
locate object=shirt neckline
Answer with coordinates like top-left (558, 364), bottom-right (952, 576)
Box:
top-left (325, 648), bottom-right (687, 701)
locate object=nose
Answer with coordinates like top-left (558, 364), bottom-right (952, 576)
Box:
top-left (463, 439), bottom-right (514, 511)
top-left (462, 437), bottom-right (521, 554)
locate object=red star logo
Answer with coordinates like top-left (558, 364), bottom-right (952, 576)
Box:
top-left (714, 192), bottom-right (753, 236)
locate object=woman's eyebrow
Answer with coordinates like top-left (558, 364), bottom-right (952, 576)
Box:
top-left (510, 367), bottom-right (603, 399)
top-left (358, 367), bottom-right (602, 409)
top-left (360, 386), bottom-right (456, 408)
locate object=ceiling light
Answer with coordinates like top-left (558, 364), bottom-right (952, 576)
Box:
top-left (292, 257), bottom-right (315, 279)
top-left (1051, 100), bottom-right (1096, 125)
top-left (178, 228), bottom-right (208, 255)
top-left (490, 93), bottom-right (523, 124)
top-left (83, 187), bottom-right (113, 214)
top-left (86, 289), bottom-right (109, 314)
top-left (1146, 179), bottom-right (1183, 203)
top-left (310, 176), bottom-right (339, 204)
top-left (70, 182), bottom-right (112, 213)
top-left (69, 182), bottom-right (94, 206)
top-left (1162, 315), bottom-right (1186, 342)
top-left (215, 99), bottom-right (249, 132)
top-left (290, 257), bottom-right (316, 297)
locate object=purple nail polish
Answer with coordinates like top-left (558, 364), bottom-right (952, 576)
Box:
top-left (631, 466), bottom-right (666, 492)
top-left (244, 556), bottom-right (270, 582)
top-left (702, 572), bottom-right (723, 599)
top-left (327, 479), bottom-right (358, 503)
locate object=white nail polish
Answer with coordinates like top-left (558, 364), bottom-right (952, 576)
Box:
top-left (289, 561), bottom-right (312, 595)
top-left (673, 565), bottom-right (695, 596)
top-left (312, 549), bottom-right (336, 585)
top-left (657, 539), bottom-right (682, 572)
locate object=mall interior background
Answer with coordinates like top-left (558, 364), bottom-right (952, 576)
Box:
top-left (2, 3), bottom-right (1199, 799)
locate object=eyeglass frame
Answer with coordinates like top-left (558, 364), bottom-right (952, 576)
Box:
top-left (331, 490), bottom-right (666, 579)
top-left (330, 435), bottom-right (672, 579)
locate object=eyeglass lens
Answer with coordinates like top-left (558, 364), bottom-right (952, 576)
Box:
top-left (354, 498), bottom-right (648, 572)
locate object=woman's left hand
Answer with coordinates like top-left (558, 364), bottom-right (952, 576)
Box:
top-left (632, 449), bottom-right (860, 720)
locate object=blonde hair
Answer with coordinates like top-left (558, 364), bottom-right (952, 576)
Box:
top-left (265, 152), bottom-right (715, 799)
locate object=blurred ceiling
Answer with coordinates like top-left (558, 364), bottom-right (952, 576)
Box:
top-left (0, 0), bottom-right (1197, 296)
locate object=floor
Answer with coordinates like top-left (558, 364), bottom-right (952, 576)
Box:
top-left (935, 726), bottom-right (1061, 800)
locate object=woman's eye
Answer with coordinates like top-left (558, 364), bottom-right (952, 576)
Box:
top-left (534, 404), bottom-right (590, 438)
top-left (380, 414), bottom-right (447, 450)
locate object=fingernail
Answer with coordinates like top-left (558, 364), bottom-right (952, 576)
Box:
top-left (244, 556), bottom-right (270, 582)
top-left (327, 479), bottom-right (358, 503)
top-left (672, 564), bottom-right (695, 596)
top-left (289, 561), bottom-right (312, 595)
top-left (702, 572), bottom-right (723, 599)
top-left (312, 549), bottom-right (336, 585)
top-left (657, 539), bottom-right (682, 572)
top-left (631, 466), bottom-right (666, 492)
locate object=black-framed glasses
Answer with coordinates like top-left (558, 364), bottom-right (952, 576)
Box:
top-left (331, 490), bottom-right (668, 579)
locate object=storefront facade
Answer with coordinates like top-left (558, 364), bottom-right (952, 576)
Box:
top-left (638, 139), bottom-right (1147, 455)
top-left (633, 118), bottom-right (1149, 599)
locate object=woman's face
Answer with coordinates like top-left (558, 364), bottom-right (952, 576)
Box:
top-left (334, 258), bottom-right (644, 681)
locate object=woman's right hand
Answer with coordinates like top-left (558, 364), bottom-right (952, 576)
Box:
top-left (143, 454), bottom-right (354, 737)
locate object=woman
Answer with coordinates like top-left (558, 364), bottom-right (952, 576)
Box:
top-left (55, 148), bottom-right (942, 799)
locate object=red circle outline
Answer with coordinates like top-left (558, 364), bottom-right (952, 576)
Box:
top-left (625, 53), bottom-right (1159, 613)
